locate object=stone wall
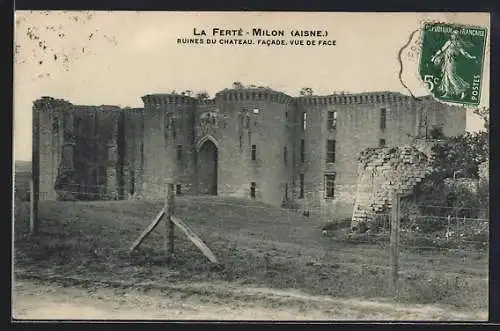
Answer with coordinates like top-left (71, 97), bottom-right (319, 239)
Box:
top-left (292, 93), bottom-right (465, 221)
top-left (33, 97), bottom-right (68, 200)
top-left (212, 88), bottom-right (294, 206)
top-left (33, 98), bottom-right (124, 200)
top-left (33, 89), bottom-right (466, 214)
top-left (350, 142), bottom-right (435, 232)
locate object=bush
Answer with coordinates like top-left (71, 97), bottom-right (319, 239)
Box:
top-left (414, 217), bottom-right (446, 233)
top-left (412, 178), bottom-right (482, 219)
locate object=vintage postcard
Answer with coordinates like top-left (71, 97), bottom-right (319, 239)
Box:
top-left (13, 11), bottom-right (490, 321)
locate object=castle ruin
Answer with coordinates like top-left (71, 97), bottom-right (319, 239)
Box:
top-left (32, 86), bottom-right (466, 220)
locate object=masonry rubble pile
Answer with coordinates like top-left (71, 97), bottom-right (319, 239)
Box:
top-left (351, 141), bottom-right (435, 233)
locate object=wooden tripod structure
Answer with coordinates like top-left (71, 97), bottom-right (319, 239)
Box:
top-left (129, 183), bottom-right (218, 264)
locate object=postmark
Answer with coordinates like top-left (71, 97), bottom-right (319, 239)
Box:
top-left (418, 22), bottom-right (487, 105)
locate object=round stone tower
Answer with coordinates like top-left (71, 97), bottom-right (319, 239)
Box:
top-left (140, 94), bottom-right (197, 199)
top-left (207, 87), bottom-right (294, 206)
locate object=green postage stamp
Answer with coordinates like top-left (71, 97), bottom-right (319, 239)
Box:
top-left (419, 22), bottom-right (487, 106)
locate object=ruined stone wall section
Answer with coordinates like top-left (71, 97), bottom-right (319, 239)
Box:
top-left (32, 97), bottom-right (69, 200)
top-left (351, 143), bottom-right (435, 231)
top-left (122, 108), bottom-right (142, 198)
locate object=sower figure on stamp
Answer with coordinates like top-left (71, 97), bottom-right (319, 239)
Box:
top-left (431, 30), bottom-right (478, 100)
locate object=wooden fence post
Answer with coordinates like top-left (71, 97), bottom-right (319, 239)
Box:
top-left (29, 179), bottom-right (38, 236)
top-left (165, 181), bottom-right (175, 258)
top-left (390, 191), bottom-right (400, 298)
top-left (31, 105), bottom-right (40, 236)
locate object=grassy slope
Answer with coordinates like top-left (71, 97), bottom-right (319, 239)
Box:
top-left (13, 197), bottom-right (488, 309)
top-left (14, 161), bottom-right (32, 201)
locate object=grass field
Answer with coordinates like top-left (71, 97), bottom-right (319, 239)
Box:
top-left (13, 161), bottom-right (31, 201)
top-left (13, 194), bottom-right (488, 311)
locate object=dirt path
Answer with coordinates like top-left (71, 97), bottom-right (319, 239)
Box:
top-left (12, 279), bottom-right (487, 321)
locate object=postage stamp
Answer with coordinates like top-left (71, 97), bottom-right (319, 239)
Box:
top-left (419, 22), bottom-right (487, 105)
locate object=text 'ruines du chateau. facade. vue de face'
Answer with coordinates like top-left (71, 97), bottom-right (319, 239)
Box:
top-left (33, 86), bottom-right (466, 219)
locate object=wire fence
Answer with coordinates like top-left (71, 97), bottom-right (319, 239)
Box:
top-left (17, 182), bottom-right (489, 306)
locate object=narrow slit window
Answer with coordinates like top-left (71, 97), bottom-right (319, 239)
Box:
top-left (380, 108), bottom-right (387, 130)
top-left (172, 118), bottom-right (177, 139)
top-left (327, 139), bottom-right (336, 163)
top-left (284, 146), bottom-right (288, 165)
top-left (251, 144), bottom-right (256, 160)
top-left (176, 184), bottom-right (182, 195)
top-left (52, 116), bottom-right (59, 132)
top-left (302, 112), bottom-right (307, 131)
top-left (176, 145), bottom-right (182, 161)
top-left (299, 174), bottom-right (304, 199)
top-left (300, 139), bottom-right (305, 163)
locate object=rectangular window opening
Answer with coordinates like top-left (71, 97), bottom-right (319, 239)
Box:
top-left (327, 139), bottom-right (336, 163)
top-left (379, 138), bottom-right (386, 147)
top-left (251, 144), bottom-right (256, 160)
top-left (250, 182), bottom-right (256, 198)
top-left (176, 184), bottom-right (182, 195)
top-left (328, 111), bottom-right (337, 129)
top-left (325, 174), bottom-right (336, 199)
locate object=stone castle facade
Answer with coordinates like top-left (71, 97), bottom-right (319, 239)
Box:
top-left (32, 86), bottom-right (466, 219)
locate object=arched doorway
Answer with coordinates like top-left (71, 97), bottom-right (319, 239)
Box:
top-left (197, 138), bottom-right (218, 195)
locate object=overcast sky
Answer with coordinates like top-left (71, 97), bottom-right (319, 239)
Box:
top-left (13, 11), bottom-right (490, 161)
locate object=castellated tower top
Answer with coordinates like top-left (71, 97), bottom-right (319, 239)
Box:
top-left (33, 97), bottom-right (74, 112)
top-left (33, 97), bottom-right (124, 113)
top-left (295, 91), bottom-right (434, 106)
top-left (141, 94), bottom-right (198, 106)
top-left (215, 87), bottom-right (293, 104)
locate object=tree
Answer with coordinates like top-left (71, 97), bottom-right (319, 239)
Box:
top-left (430, 131), bottom-right (488, 181)
top-left (195, 91), bottom-right (210, 100)
top-left (429, 125), bottom-right (445, 139)
top-left (299, 87), bottom-right (313, 96)
top-left (232, 81), bottom-right (245, 89)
